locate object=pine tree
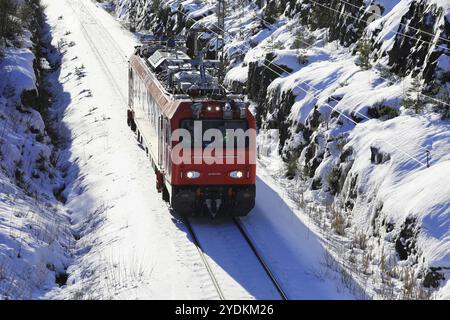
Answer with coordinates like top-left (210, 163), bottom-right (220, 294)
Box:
top-left (401, 76), bottom-right (424, 114)
top-left (356, 38), bottom-right (372, 70)
top-left (292, 31), bottom-right (315, 49)
top-left (0, 0), bottom-right (20, 41)
top-left (129, 5), bottom-right (136, 32)
top-left (152, 0), bottom-right (162, 16)
top-left (310, 0), bottom-right (333, 30)
top-left (263, 0), bottom-right (278, 24)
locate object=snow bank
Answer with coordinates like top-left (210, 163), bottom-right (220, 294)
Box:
top-left (0, 27), bottom-right (72, 299)
top-left (0, 48), bottom-right (36, 95)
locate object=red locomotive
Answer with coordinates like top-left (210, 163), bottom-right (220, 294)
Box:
top-left (127, 37), bottom-right (256, 217)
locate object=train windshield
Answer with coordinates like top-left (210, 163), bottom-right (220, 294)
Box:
top-left (179, 119), bottom-right (249, 148)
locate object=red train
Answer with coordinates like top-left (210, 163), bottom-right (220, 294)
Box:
top-left (127, 37), bottom-right (256, 217)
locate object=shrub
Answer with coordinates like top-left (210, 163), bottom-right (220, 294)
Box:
top-left (15, 167), bottom-right (24, 185)
top-left (36, 151), bottom-right (48, 172)
top-left (377, 64), bottom-right (396, 83)
top-left (368, 104), bottom-right (399, 120)
top-left (402, 96), bottom-right (424, 114)
top-left (378, 106), bottom-right (399, 119)
top-left (285, 151), bottom-right (300, 179)
top-left (327, 167), bottom-right (341, 195)
top-left (297, 49), bottom-right (308, 64)
top-left (353, 232), bottom-right (368, 250)
top-left (272, 41), bottom-right (284, 50)
top-left (331, 206), bottom-right (346, 236)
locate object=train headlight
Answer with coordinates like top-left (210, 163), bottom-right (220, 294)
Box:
top-left (186, 171), bottom-right (200, 179)
top-left (223, 102), bottom-right (233, 120)
top-left (229, 171), bottom-right (244, 179)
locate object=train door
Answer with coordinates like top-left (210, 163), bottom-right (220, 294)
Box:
top-left (158, 116), bottom-right (171, 173)
top-left (158, 115), bottom-right (164, 168)
top-left (165, 119), bottom-right (172, 178)
top-left (128, 66), bottom-right (133, 107)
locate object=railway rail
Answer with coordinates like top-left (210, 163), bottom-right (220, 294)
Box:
top-left (233, 218), bottom-right (288, 300)
top-left (184, 216), bottom-right (288, 300)
top-left (183, 217), bottom-right (226, 300)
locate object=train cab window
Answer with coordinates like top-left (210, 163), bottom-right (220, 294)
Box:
top-left (179, 119), bottom-right (249, 148)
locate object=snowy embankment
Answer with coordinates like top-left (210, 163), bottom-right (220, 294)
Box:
top-left (111, 0), bottom-right (450, 299)
top-left (0, 27), bottom-right (72, 298)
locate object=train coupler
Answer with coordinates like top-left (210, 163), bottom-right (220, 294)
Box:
top-left (205, 199), bottom-right (222, 218)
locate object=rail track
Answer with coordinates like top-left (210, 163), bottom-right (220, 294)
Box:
top-left (184, 216), bottom-right (288, 300)
top-left (183, 217), bottom-right (226, 300)
top-left (233, 217), bottom-right (288, 300)
top-left (67, 0), bottom-right (127, 105)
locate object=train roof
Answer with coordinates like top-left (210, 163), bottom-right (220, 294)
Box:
top-left (133, 37), bottom-right (224, 98)
top-left (129, 36), bottom-right (250, 121)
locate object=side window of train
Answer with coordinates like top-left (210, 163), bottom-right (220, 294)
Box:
top-left (138, 76), bottom-right (141, 107)
top-left (141, 79), bottom-right (145, 110)
top-left (129, 68), bottom-right (133, 104)
top-left (143, 83), bottom-right (147, 114)
top-left (166, 120), bottom-right (171, 145)
top-left (135, 74), bottom-right (137, 101)
top-left (137, 77), bottom-right (140, 107)
top-left (147, 90), bottom-right (151, 119)
top-left (151, 97), bottom-right (155, 125)
top-left (135, 72), bottom-right (138, 100)
top-left (135, 74), bottom-right (139, 105)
